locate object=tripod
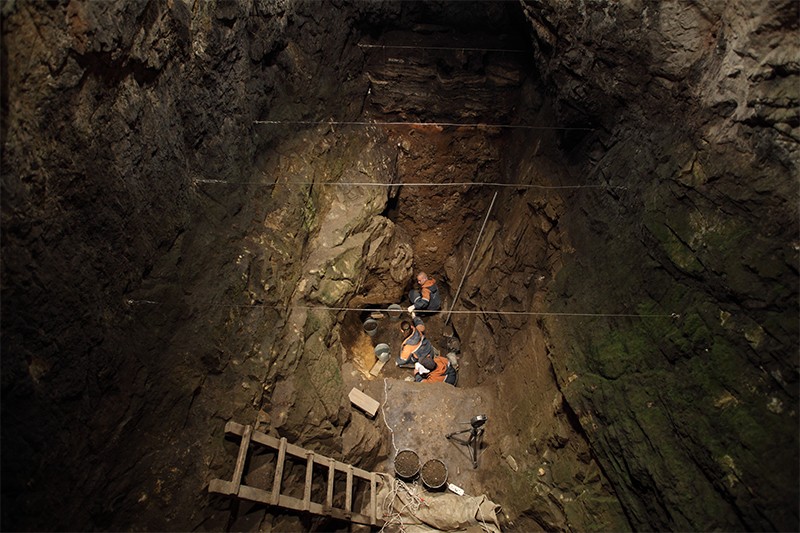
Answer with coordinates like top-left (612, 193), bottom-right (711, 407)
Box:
top-left (446, 415), bottom-right (487, 469)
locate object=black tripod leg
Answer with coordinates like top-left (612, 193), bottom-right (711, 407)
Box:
top-left (469, 429), bottom-right (484, 468)
top-left (446, 428), bottom-right (472, 445)
top-left (468, 432), bottom-right (477, 468)
top-left (448, 428), bottom-right (484, 468)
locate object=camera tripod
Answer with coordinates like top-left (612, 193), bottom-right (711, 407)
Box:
top-left (446, 415), bottom-right (487, 469)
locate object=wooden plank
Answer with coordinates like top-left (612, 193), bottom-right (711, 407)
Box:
top-left (370, 473), bottom-right (378, 525)
top-left (231, 425), bottom-right (252, 494)
top-left (326, 457), bottom-right (335, 510)
top-left (271, 437), bottom-right (287, 505)
top-left (303, 452), bottom-right (314, 511)
top-left (348, 387), bottom-right (380, 418)
top-left (209, 478), bottom-right (233, 496)
top-left (369, 358), bottom-right (387, 376)
top-left (237, 483), bottom-right (271, 506)
top-left (224, 420), bottom-right (244, 435)
top-left (345, 465), bottom-right (353, 514)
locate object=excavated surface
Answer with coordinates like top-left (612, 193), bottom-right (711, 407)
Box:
top-left (382, 380), bottom-right (493, 497)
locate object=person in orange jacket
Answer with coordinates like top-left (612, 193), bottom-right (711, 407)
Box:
top-left (407, 271), bottom-right (441, 313)
top-left (396, 314), bottom-right (433, 367)
top-left (415, 354), bottom-right (457, 385)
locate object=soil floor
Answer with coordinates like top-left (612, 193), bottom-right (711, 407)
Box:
top-left (342, 308), bottom-right (505, 507)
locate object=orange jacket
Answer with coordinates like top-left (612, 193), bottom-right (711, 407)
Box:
top-left (401, 317), bottom-right (426, 346)
top-left (412, 279), bottom-right (441, 311)
top-left (424, 356), bottom-right (450, 383)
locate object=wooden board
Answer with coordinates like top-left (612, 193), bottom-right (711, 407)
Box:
top-left (348, 387), bottom-right (380, 417)
top-left (369, 358), bottom-right (387, 376)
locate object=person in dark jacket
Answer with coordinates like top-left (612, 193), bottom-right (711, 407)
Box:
top-left (396, 314), bottom-right (434, 367)
top-left (397, 315), bottom-right (425, 364)
top-left (407, 271), bottom-right (441, 313)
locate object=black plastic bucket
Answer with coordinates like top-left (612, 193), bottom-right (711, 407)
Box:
top-left (420, 459), bottom-right (448, 490)
top-left (394, 449), bottom-right (420, 480)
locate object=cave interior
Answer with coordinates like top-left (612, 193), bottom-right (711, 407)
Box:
top-left (1, 1), bottom-right (798, 532)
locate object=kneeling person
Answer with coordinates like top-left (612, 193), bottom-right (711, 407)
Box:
top-left (407, 271), bottom-right (441, 313)
top-left (396, 316), bottom-right (432, 367)
top-left (416, 354), bottom-right (457, 386)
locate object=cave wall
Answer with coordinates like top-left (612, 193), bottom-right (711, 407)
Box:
top-left (517, 1), bottom-right (799, 530)
top-left (0, 0), bottom-right (389, 530)
top-left (438, 0), bottom-right (798, 530)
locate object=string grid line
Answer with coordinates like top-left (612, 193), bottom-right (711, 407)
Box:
top-left (358, 43), bottom-right (527, 54)
top-left (254, 119), bottom-right (594, 131)
top-left (125, 300), bottom-right (678, 319)
top-left (193, 179), bottom-right (625, 190)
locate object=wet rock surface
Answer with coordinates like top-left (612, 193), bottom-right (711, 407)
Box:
top-left (521, 1), bottom-right (799, 530)
top-left (2, 0), bottom-right (797, 532)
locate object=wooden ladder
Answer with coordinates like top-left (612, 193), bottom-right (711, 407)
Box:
top-left (209, 421), bottom-right (384, 527)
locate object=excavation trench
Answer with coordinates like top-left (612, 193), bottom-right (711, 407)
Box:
top-left (203, 22), bottom-right (604, 529)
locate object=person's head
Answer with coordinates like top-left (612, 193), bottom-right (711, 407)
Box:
top-left (419, 354), bottom-right (437, 371)
top-left (400, 321), bottom-right (412, 334)
top-left (416, 272), bottom-right (428, 285)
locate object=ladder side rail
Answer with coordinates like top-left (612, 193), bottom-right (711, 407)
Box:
top-left (370, 473), bottom-right (378, 525)
top-left (225, 423), bottom-right (374, 477)
top-left (231, 483), bottom-right (383, 526)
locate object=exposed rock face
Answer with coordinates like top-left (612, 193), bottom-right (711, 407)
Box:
top-left (514, 1), bottom-right (798, 530)
top-left (1, 1), bottom-right (395, 530)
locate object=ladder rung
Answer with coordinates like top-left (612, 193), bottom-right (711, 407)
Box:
top-left (231, 425), bottom-right (252, 494)
top-left (326, 457), bottom-right (335, 510)
top-left (303, 451), bottom-right (314, 511)
top-left (271, 437), bottom-right (287, 505)
top-left (345, 466), bottom-right (353, 513)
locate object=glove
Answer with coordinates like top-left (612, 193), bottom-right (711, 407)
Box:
top-left (407, 305), bottom-right (415, 313)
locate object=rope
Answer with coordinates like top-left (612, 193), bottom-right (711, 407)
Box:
top-left (125, 300), bottom-right (679, 319)
top-left (253, 119), bottom-right (594, 131)
top-left (446, 191), bottom-right (498, 325)
top-left (193, 178), bottom-right (625, 190)
top-left (358, 43), bottom-right (527, 54)
top-left (379, 477), bottom-right (427, 533)
top-left (477, 503), bottom-right (494, 533)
